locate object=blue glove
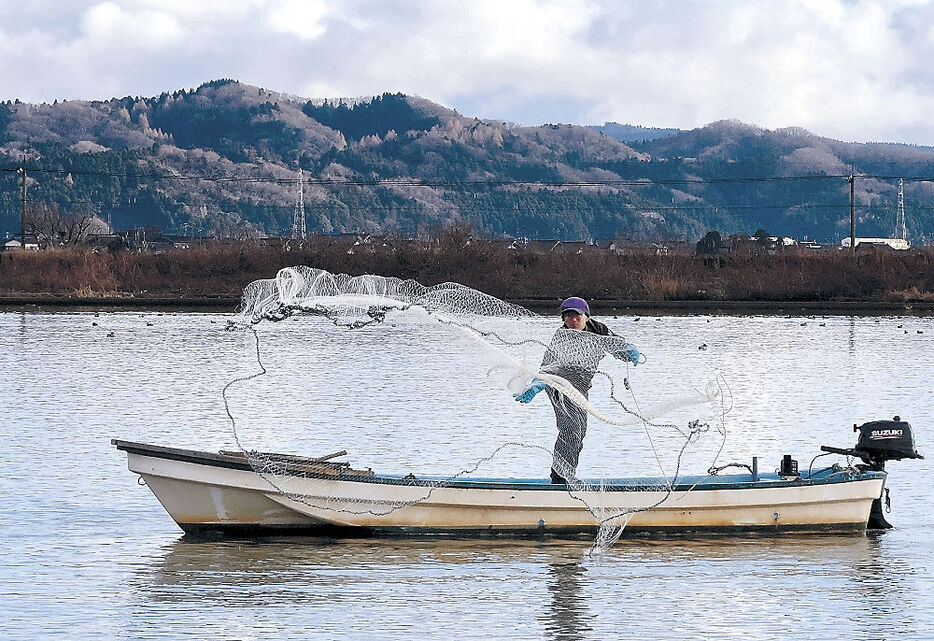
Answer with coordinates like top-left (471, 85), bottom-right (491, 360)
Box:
top-left (620, 345), bottom-right (640, 365)
top-left (514, 378), bottom-right (547, 403)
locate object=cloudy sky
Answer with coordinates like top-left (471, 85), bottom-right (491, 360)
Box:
top-left (2, 0), bottom-right (933, 144)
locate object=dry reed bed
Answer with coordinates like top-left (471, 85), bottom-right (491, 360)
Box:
top-left (1, 239), bottom-right (933, 303)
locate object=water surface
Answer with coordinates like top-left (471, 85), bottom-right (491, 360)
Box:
top-left (1, 311), bottom-right (931, 640)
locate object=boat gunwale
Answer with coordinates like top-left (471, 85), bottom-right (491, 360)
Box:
top-left (113, 439), bottom-right (886, 493)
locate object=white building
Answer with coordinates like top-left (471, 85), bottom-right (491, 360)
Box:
top-left (840, 237), bottom-right (911, 250)
top-left (3, 236), bottom-right (39, 251)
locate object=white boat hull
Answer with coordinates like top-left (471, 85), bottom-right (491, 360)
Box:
top-left (115, 440), bottom-right (886, 537)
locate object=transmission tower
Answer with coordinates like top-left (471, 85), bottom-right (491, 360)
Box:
top-left (292, 168), bottom-right (305, 238)
top-left (895, 178), bottom-right (908, 241)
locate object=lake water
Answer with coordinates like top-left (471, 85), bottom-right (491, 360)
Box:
top-left (1, 309), bottom-right (932, 640)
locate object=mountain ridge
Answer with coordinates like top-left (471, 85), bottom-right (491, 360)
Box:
top-left (2, 79), bottom-right (932, 244)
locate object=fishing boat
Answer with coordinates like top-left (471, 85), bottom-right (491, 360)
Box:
top-left (113, 418), bottom-right (921, 538)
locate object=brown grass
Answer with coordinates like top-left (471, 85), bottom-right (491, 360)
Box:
top-left (1, 237), bottom-right (933, 303)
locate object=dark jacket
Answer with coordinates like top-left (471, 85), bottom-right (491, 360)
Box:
top-left (583, 318), bottom-right (614, 336)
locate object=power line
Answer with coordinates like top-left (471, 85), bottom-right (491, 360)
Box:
top-left (2, 164), bottom-right (934, 187)
top-left (7, 192), bottom-right (925, 215)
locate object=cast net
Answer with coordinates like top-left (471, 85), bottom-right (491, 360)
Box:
top-left (224, 266), bottom-right (731, 549)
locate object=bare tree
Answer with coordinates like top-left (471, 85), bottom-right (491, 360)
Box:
top-left (25, 202), bottom-right (95, 248)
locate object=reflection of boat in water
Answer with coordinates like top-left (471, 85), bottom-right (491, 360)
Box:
top-left (127, 529), bottom-right (911, 640)
top-left (113, 418), bottom-right (921, 538)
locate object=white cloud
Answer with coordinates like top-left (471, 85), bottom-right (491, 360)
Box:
top-left (0, 0), bottom-right (933, 144)
top-left (265, 0), bottom-right (331, 40)
top-left (131, 0), bottom-right (263, 18)
top-left (80, 2), bottom-right (183, 48)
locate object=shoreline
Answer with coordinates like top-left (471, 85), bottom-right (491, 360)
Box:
top-left (1, 295), bottom-right (931, 316)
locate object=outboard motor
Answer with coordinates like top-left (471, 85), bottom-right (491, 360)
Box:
top-left (822, 416), bottom-right (923, 471)
top-left (821, 416), bottom-right (923, 529)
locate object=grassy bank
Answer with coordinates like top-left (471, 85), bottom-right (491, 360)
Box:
top-left (1, 238), bottom-right (933, 308)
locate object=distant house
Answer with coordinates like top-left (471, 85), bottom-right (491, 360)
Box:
top-left (526, 239), bottom-right (561, 253)
top-left (145, 238), bottom-right (179, 253)
top-left (504, 236), bottom-right (530, 251)
top-left (333, 233), bottom-right (373, 245)
top-left (724, 233), bottom-right (795, 254)
top-left (605, 238), bottom-right (652, 255)
top-left (137, 225), bottom-right (164, 242)
top-left (86, 233), bottom-right (128, 253)
top-left (662, 239), bottom-right (689, 253)
top-left (552, 240), bottom-right (596, 255)
top-left (168, 237), bottom-right (191, 250)
top-left (328, 233), bottom-right (380, 255)
top-left (841, 237), bottom-right (910, 250)
top-left (2, 235), bottom-right (39, 251)
top-left (798, 239), bottom-right (823, 250)
top-left (119, 226), bottom-right (207, 253)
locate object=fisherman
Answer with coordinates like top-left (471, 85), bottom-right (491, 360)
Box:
top-left (514, 297), bottom-right (640, 485)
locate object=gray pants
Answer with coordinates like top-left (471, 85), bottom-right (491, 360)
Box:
top-left (547, 387), bottom-right (589, 483)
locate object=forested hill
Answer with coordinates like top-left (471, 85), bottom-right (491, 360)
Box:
top-left (1, 79), bottom-right (933, 243)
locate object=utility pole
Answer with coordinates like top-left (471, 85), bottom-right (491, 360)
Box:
top-left (292, 167), bottom-right (305, 238)
top-left (895, 178), bottom-right (907, 241)
top-left (17, 157), bottom-right (26, 251)
top-left (299, 167), bottom-right (305, 238)
top-left (848, 174), bottom-right (855, 253)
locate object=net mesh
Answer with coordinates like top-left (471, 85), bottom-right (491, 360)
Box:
top-left (224, 266), bottom-right (730, 550)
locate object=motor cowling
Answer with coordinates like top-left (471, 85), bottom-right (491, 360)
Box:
top-left (854, 417), bottom-right (923, 464)
top-left (821, 416), bottom-right (923, 471)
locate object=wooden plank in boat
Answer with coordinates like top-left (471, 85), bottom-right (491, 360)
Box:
top-left (218, 448), bottom-right (374, 478)
top-left (219, 448), bottom-right (349, 465)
